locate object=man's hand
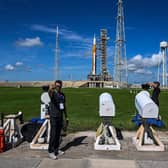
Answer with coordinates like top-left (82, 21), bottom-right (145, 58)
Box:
top-left (146, 82), bottom-right (152, 86)
top-left (65, 118), bottom-right (69, 128)
top-left (49, 84), bottom-right (55, 91)
top-left (62, 118), bottom-right (69, 132)
top-left (48, 83), bottom-right (55, 97)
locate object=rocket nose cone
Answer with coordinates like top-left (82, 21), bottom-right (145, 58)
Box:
top-left (93, 35), bottom-right (96, 45)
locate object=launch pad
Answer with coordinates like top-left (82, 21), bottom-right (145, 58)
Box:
top-left (87, 29), bottom-right (112, 86)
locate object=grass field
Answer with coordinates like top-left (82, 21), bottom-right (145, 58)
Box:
top-left (0, 87), bottom-right (167, 132)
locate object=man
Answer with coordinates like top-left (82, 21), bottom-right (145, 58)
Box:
top-left (48, 80), bottom-right (68, 160)
top-left (147, 81), bottom-right (160, 107)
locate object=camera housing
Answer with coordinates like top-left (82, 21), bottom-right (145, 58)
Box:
top-left (141, 84), bottom-right (150, 90)
top-left (42, 85), bottom-right (49, 92)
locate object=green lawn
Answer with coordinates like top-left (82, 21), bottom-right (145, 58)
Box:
top-left (0, 87), bottom-right (167, 131)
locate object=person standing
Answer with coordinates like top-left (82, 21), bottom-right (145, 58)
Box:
top-left (147, 81), bottom-right (161, 107)
top-left (48, 80), bottom-right (68, 160)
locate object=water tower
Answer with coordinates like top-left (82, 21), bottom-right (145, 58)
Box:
top-left (160, 41), bottom-right (168, 88)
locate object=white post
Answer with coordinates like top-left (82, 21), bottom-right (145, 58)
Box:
top-left (162, 48), bottom-right (165, 87)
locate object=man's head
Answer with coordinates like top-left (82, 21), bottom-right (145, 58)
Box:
top-left (153, 81), bottom-right (160, 88)
top-left (55, 80), bottom-right (63, 92)
top-left (142, 83), bottom-right (150, 90)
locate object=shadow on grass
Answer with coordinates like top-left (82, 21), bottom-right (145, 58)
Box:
top-left (61, 136), bottom-right (88, 151)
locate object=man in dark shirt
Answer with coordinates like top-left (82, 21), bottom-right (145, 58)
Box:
top-left (48, 80), bottom-right (68, 160)
top-left (148, 81), bottom-right (160, 106)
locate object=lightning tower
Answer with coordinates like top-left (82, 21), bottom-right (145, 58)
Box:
top-left (55, 26), bottom-right (59, 80)
top-left (114, 0), bottom-right (127, 83)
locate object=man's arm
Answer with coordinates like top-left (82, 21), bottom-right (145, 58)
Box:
top-left (48, 84), bottom-right (55, 97)
top-left (146, 82), bottom-right (153, 87)
top-left (63, 94), bottom-right (68, 119)
top-left (147, 82), bottom-right (157, 88)
top-left (64, 105), bottom-right (68, 119)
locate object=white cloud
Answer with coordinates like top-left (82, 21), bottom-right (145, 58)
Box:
top-left (130, 54), bottom-right (142, 63)
top-left (129, 52), bottom-right (162, 69)
top-left (5, 64), bottom-right (15, 71)
top-left (15, 62), bottom-right (23, 66)
top-left (4, 62), bottom-right (32, 72)
top-left (128, 52), bottom-right (163, 76)
top-left (61, 30), bottom-right (91, 43)
top-left (127, 64), bottom-right (137, 71)
top-left (16, 37), bottom-right (43, 47)
top-left (127, 52), bottom-right (163, 77)
top-left (64, 34), bottom-right (83, 41)
top-left (134, 69), bottom-right (152, 75)
top-left (63, 31), bottom-right (91, 44)
top-left (31, 24), bottom-right (91, 44)
top-left (143, 53), bottom-right (162, 67)
top-left (31, 25), bottom-right (57, 33)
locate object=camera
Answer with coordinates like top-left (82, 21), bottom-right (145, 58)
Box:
top-left (141, 83), bottom-right (150, 90)
top-left (42, 85), bottom-right (49, 92)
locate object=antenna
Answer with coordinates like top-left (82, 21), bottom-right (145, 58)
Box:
top-left (55, 26), bottom-right (59, 80)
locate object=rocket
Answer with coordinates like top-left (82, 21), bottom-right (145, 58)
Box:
top-left (92, 34), bottom-right (97, 75)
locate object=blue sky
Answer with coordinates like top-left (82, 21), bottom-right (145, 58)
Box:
top-left (0, 0), bottom-right (168, 83)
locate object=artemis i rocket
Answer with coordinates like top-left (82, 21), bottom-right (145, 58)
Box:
top-left (92, 35), bottom-right (97, 75)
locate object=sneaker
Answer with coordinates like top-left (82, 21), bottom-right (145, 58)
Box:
top-left (48, 152), bottom-right (57, 160)
top-left (57, 150), bottom-right (65, 156)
